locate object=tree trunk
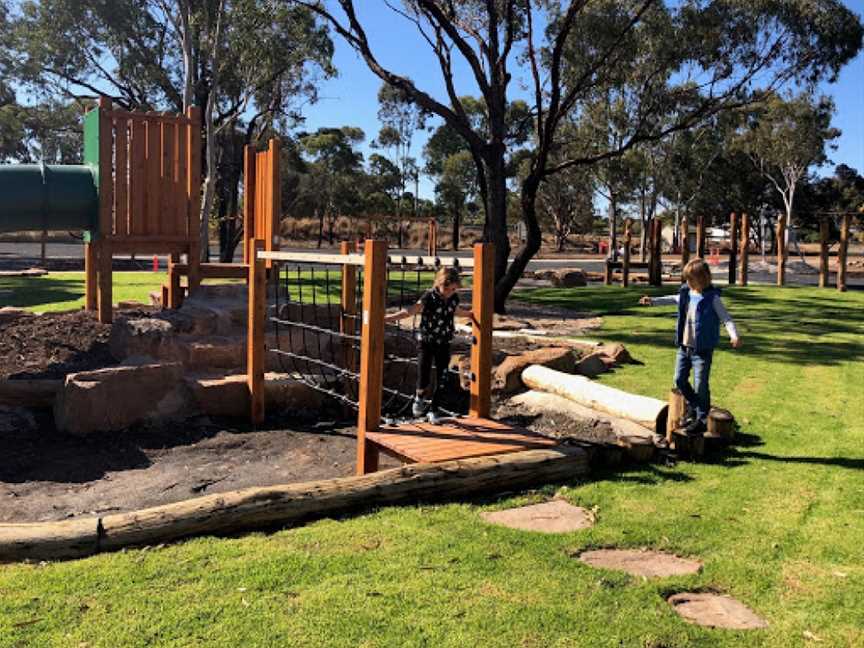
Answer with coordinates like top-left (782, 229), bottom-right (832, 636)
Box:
top-left (484, 150), bottom-right (512, 312)
top-left (451, 206), bottom-right (460, 251)
top-left (493, 171), bottom-right (538, 313)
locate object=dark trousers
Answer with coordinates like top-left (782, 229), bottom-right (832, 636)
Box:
top-left (417, 341), bottom-right (450, 408)
top-left (674, 346), bottom-right (714, 422)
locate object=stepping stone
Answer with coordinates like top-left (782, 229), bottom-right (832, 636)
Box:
top-left (668, 592), bottom-right (768, 630)
top-left (481, 500), bottom-right (593, 533)
top-left (578, 549), bottom-right (702, 578)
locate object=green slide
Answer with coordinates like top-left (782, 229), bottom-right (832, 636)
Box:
top-left (0, 163), bottom-right (98, 232)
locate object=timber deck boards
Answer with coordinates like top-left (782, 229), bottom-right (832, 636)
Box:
top-left (367, 416), bottom-right (558, 464)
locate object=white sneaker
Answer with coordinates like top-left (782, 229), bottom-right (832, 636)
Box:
top-left (412, 397), bottom-right (431, 418)
top-left (427, 409), bottom-right (444, 425)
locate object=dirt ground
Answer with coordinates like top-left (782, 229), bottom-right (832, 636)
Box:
top-left (0, 302), bottom-right (603, 525)
top-left (0, 310), bottom-right (118, 380)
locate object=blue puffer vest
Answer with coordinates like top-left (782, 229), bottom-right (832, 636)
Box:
top-left (676, 284), bottom-right (721, 351)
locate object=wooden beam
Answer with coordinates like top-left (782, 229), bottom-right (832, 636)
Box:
top-left (819, 218), bottom-right (830, 288)
top-left (247, 239), bottom-right (266, 424)
top-left (357, 240), bottom-right (388, 475)
top-left (739, 213), bottom-right (749, 286)
top-left (622, 218), bottom-right (631, 287)
top-left (97, 97), bottom-right (114, 324)
top-left (167, 252), bottom-right (182, 309)
top-left (728, 212), bottom-right (738, 285)
top-left (84, 242), bottom-right (97, 311)
top-left (242, 144), bottom-right (256, 264)
top-left (186, 105), bottom-right (202, 295)
top-left (837, 213), bottom-right (850, 292)
top-left (470, 242), bottom-right (495, 419)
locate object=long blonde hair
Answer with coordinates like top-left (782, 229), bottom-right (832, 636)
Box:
top-left (433, 267), bottom-right (461, 290)
top-left (682, 258), bottom-right (712, 291)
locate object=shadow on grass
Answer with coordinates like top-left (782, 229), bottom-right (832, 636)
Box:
top-left (516, 285), bottom-right (864, 367)
top-left (0, 276), bottom-right (85, 309)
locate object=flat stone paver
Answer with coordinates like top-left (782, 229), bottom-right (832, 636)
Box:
top-left (481, 500), bottom-right (594, 533)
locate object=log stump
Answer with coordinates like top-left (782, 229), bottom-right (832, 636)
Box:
top-left (672, 429), bottom-right (704, 460)
top-left (706, 408), bottom-right (735, 443)
top-left (666, 389), bottom-right (687, 444)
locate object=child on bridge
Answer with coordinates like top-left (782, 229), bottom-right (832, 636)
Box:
top-left (640, 258), bottom-right (742, 446)
top-left (385, 267), bottom-right (473, 424)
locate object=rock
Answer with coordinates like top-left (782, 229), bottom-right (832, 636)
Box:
top-left (492, 347), bottom-right (576, 394)
top-left (0, 306), bottom-right (34, 326)
top-left (481, 500), bottom-right (594, 533)
top-left (579, 549), bottom-right (702, 578)
top-left (109, 316), bottom-right (179, 362)
top-left (54, 363), bottom-right (189, 435)
top-left (550, 268), bottom-right (587, 288)
top-left (0, 406), bottom-right (38, 437)
top-left (187, 338), bottom-right (245, 369)
top-left (116, 300), bottom-right (152, 311)
top-left (492, 315), bottom-right (532, 331)
top-left (668, 593), bottom-right (768, 630)
top-left (188, 373), bottom-right (326, 417)
top-left (450, 353), bottom-right (472, 390)
top-left (574, 351), bottom-right (611, 378)
top-left (601, 343), bottom-right (633, 365)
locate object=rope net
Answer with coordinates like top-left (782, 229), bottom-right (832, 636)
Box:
top-left (267, 253), bottom-right (470, 422)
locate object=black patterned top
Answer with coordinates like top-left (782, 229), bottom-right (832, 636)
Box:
top-left (417, 288), bottom-right (459, 344)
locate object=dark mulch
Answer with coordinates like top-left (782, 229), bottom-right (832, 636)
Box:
top-left (0, 310), bottom-right (117, 380)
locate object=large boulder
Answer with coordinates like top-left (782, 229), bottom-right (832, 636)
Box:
top-left (492, 347), bottom-right (577, 394)
top-left (109, 316), bottom-right (181, 363)
top-left (188, 373), bottom-right (326, 417)
top-left (574, 351), bottom-right (612, 378)
top-left (54, 363), bottom-right (190, 435)
top-left (550, 268), bottom-right (588, 288)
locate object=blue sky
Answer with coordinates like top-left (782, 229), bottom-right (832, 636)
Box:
top-left (299, 1), bottom-right (864, 200)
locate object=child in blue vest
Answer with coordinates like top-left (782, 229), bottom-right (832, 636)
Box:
top-left (640, 258), bottom-right (741, 445)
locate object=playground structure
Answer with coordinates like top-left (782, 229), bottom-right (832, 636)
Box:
top-left (245, 240), bottom-right (558, 475)
top-left (0, 97), bottom-right (281, 322)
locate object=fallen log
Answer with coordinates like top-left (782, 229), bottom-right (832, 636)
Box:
top-left (0, 447), bottom-right (588, 562)
top-left (522, 365), bottom-right (668, 433)
top-left (0, 379), bottom-right (63, 408)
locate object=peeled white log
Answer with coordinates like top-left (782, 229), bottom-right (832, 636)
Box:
top-left (522, 365), bottom-right (667, 433)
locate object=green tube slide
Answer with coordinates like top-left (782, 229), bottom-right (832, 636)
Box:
top-left (0, 163), bottom-right (98, 233)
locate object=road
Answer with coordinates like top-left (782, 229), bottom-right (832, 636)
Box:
top-left (0, 241), bottom-right (860, 288)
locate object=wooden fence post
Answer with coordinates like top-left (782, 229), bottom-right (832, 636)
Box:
top-left (837, 213), bottom-right (850, 292)
top-left (85, 243), bottom-right (98, 311)
top-left (357, 239), bottom-right (387, 475)
top-left (728, 212), bottom-right (738, 285)
top-left (739, 213), bottom-right (749, 286)
top-left (819, 218), bottom-right (830, 288)
top-left (247, 239), bottom-right (266, 425)
top-left (622, 218), bottom-right (632, 288)
top-left (680, 214), bottom-right (689, 268)
top-left (470, 242), bottom-right (495, 419)
top-left (696, 215), bottom-right (706, 259)
top-left (428, 219), bottom-right (437, 257)
top-left (340, 241), bottom-right (357, 374)
top-left (776, 213), bottom-right (786, 287)
top-left (650, 218), bottom-right (663, 286)
top-left (242, 144), bottom-right (256, 265)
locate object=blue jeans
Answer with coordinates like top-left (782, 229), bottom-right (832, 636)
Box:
top-left (674, 346), bottom-right (713, 422)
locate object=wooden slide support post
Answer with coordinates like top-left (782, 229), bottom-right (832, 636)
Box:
top-left (819, 218), bottom-right (830, 288)
top-left (739, 213), bottom-right (749, 286)
top-left (357, 239), bottom-right (388, 475)
top-left (84, 242), bottom-right (98, 311)
top-left (728, 212), bottom-right (738, 285)
top-left (776, 213), bottom-right (786, 287)
top-left (96, 97), bottom-right (114, 324)
top-left (242, 145), bottom-right (256, 264)
top-left (622, 218), bottom-right (632, 287)
top-left (247, 239), bottom-right (266, 425)
top-left (837, 213), bottom-right (850, 292)
top-left (680, 214), bottom-right (689, 269)
top-left (186, 105), bottom-right (202, 296)
top-left (470, 242), bottom-right (495, 419)
top-left (696, 215), bottom-right (706, 259)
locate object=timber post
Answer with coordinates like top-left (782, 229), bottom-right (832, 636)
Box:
top-left (739, 213), bottom-right (749, 286)
top-left (470, 242), bottom-right (495, 419)
top-left (340, 241), bottom-right (358, 375)
top-left (776, 213), bottom-right (786, 287)
top-left (242, 145), bottom-right (256, 265)
top-left (186, 105), bottom-right (202, 295)
top-left (728, 212), bottom-right (738, 285)
top-left (622, 218), bottom-right (632, 287)
top-left (247, 239), bottom-right (266, 425)
top-left (680, 214), bottom-right (689, 268)
top-left (428, 219), bottom-right (438, 257)
top-left (96, 96), bottom-right (114, 323)
top-left (696, 215), bottom-right (706, 259)
top-left (819, 218), bottom-right (830, 288)
top-left (837, 213), bottom-right (850, 292)
top-left (667, 389), bottom-right (686, 446)
top-left (357, 239), bottom-right (388, 475)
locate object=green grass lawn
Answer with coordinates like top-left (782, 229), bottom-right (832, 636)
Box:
top-left (1, 285), bottom-right (862, 647)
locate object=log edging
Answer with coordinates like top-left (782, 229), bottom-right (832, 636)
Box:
top-left (0, 446), bottom-right (589, 563)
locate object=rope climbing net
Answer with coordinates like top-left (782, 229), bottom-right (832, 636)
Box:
top-left (261, 247), bottom-right (475, 421)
